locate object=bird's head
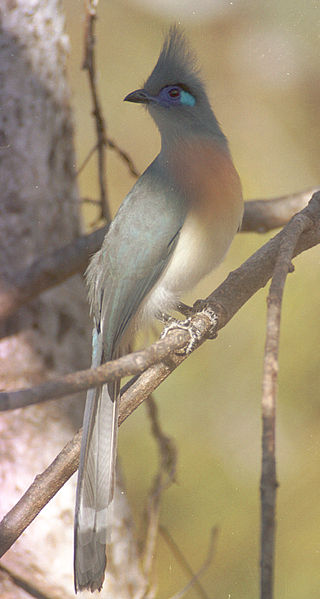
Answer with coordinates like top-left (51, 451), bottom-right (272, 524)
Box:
top-left (124, 25), bottom-right (227, 146)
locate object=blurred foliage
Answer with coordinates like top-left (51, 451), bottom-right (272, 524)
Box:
top-left (64, 1), bottom-right (320, 597)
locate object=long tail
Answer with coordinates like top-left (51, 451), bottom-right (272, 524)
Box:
top-left (74, 339), bottom-right (119, 592)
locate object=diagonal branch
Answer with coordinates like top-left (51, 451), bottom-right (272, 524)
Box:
top-left (0, 225), bottom-right (108, 324)
top-left (162, 526), bottom-right (218, 599)
top-left (0, 189), bottom-right (317, 325)
top-left (0, 192), bottom-right (319, 415)
top-left (0, 191), bottom-right (319, 558)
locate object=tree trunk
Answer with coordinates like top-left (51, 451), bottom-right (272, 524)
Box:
top-left (0, 1), bottom-right (89, 596)
top-left (0, 2), bottom-right (146, 597)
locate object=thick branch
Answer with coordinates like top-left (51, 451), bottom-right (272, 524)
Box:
top-left (0, 189), bottom-right (317, 324)
top-left (241, 188), bottom-right (318, 232)
top-left (0, 225), bottom-right (108, 323)
top-left (0, 192), bottom-right (319, 558)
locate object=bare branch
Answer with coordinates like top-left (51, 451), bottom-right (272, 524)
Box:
top-left (241, 187), bottom-right (318, 232)
top-left (120, 192), bottom-right (320, 426)
top-left (161, 526), bottom-right (218, 599)
top-left (0, 189), bottom-right (317, 324)
top-left (106, 137), bottom-right (140, 178)
top-left (0, 225), bottom-right (108, 324)
top-left (77, 138), bottom-right (139, 179)
top-left (76, 142), bottom-right (99, 176)
top-left (0, 192), bottom-right (319, 557)
top-left (259, 205), bottom-right (313, 599)
top-left (0, 430), bottom-right (81, 559)
top-left (82, 0), bottom-right (110, 223)
top-left (1, 193), bottom-right (319, 413)
top-left (0, 328), bottom-right (191, 412)
top-left (0, 561), bottom-right (66, 599)
top-left (142, 395), bottom-right (177, 580)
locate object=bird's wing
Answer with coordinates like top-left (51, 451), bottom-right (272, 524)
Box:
top-left (74, 166), bottom-right (186, 592)
top-left (90, 163), bottom-right (187, 354)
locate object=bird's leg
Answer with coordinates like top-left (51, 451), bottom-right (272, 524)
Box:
top-left (176, 301), bottom-right (193, 317)
top-left (158, 312), bottom-right (173, 323)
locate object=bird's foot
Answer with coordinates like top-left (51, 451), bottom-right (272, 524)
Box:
top-left (159, 302), bottom-right (218, 354)
top-left (160, 315), bottom-right (201, 354)
top-left (192, 300), bottom-right (218, 339)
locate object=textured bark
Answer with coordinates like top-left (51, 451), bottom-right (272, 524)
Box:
top-left (0, 1), bottom-right (88, 597)
top-left (0, 0), bottom-right (144, 599)
top-left (0, 3), bottom-right (143, 597)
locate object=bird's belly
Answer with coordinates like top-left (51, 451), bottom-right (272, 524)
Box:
top-left (140, 204), bottom-right (240, 322)
top-left (139, 141), bottom-right (243, 323)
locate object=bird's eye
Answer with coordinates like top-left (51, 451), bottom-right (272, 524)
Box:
top-left (168, 87), bottom-right (180, 98)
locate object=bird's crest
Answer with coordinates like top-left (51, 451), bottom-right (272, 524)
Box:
top-left (144, 26), bottom-right (203, 97)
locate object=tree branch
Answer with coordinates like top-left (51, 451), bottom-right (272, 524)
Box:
top-left (259, 201), bottom-right (314, 599)
top-left (141, 395), bottom-right (177, 582)
top-left (0, 189), bottom-right (317, 325)
top-left (82, 0), bottom-right (111, 223)
top-left (162, 526), bottom-right (218, 599)
top-left (0, 430), bottom-right (81, 559)
top-left (241, 187), bottom-right (318, 232)
top-left (0, 328), bottom-right (191, 412)
top-left (0, 192), bottom-right (319, 415)
top-left (0, 192), bottom-right (319, 559)
top-left (0, 225), bottom-right (108, 324)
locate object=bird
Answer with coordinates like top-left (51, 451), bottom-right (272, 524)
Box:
top-left (74, 25), bottom-right (243, 593)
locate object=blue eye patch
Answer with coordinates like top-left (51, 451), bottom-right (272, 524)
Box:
top-left (180, 90), bottom-right (196, 106)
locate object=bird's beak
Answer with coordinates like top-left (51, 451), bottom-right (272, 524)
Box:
top-left (124, 89), bottom-right (152, 104)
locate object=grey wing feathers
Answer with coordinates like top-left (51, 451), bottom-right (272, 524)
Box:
top-left (74, 330), bottom-right (119, 592)
top-left (74, 165), bottom-right (186, 592)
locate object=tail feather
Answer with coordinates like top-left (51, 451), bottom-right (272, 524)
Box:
top-left (74, 376), bottom-right (119, 592)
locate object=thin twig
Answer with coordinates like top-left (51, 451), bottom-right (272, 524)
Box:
top-left (142, 395), bottom-right (177, 579)
top-left (82, 0), bottom-right (110, 222)
top-left (77, 138), bottom-right (139, 179)
top-left (0, 327), bottom-right (193, 412)
top-left (260, 208), bottom-right (315, 599)
top-left (161, 526), bottom-right (218, 599)
top-left (106, 137), bottom-right (140, 177)
top-left (82, 196), bottom-right (101, 205)
top-left (0, 189), bottom-right (317, 324)
top-left (76, 142), bottom-right (99, 176)
top-left (0, 561), bottom-right (65, 599)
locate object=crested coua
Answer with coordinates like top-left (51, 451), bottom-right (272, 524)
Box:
top-left (74, 26), bottom-right (243, 592)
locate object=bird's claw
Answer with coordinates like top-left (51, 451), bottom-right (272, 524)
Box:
top-left (160, 316), bottom-right (202, 354)
top-left (192, 301), bottom-right (218, 339)
top-left (199, 305), bottom-right (218, 339)
top-left (160, 303), bottom-right (218, 354)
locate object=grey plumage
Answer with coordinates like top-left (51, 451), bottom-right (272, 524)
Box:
top-left (74, 165), bottom-right (187, 592)
top-left (145, 25), bottom-right (227, 142)
top-left (74, 24), bottom-right (243, 593)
